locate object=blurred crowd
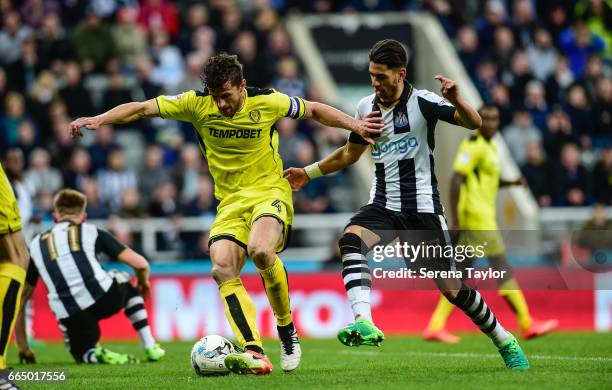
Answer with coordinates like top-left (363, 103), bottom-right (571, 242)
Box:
top-left (424, 0), bottom-right (611, 207)
top-left (0, 0), bottom-right (358, 240)
top-left (0, 1), bottom-right (610, 260)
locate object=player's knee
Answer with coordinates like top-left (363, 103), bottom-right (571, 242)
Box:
top-left (339, 232), bottom-right (368, 256)
top-left (211, 261), bottom-right (239, 284)
top-left (248, 245), bottom-right (275, 268)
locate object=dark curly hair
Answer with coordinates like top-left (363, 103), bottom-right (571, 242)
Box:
top-left (369, 39), bottom-right (407, 68)
top-left (202, 53), bottom-right (243, 91)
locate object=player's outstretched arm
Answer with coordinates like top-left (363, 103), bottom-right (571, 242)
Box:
top-left (117, 248), bottom-right (152, 300)
top-left (284, 141), bottom-right (368, 191)
top-left (435, 75), bottom-right (482, 130)
top-left (15, 282), bottom-right (36, 364)
top-left (69, 99), bottom-right (160, 137)
top-left (302, 101), bottom-right (383, 144)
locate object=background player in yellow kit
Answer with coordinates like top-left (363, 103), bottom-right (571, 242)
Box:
top-left (69, 53), bottom-right (382, 375)
top-left (423, 104), bottom-right (558, 343)
top-left (0, 163), bottom-right (30, 387)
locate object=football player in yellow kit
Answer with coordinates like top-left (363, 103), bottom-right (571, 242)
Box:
top-left (423, 104), bottom-right (558, 343)
top-left (69, 53), bottom-right (382, 375)
top-left (0, 163), bottom-right (30, 388)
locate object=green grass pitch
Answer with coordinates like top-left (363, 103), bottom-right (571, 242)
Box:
top-left (9, 332), bottom-right (612, 389)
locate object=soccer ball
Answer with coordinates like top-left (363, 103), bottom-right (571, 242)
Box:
top-left (191, 335), bottom-right (236, 376)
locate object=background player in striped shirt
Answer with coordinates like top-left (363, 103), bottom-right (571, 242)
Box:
top-left (15, 189), bottom-right (164, 365)
top-left (423, 104), bottom-right (559, 343)
top-left (68, 53), bottom-right (382, 375)
top-left (285, 39), bottom-right (529, 370)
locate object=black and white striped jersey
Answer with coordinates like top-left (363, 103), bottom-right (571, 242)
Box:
top-left (26, 221), bottom-right (127, 319)
top-left (351, 81), bottom-right (458, 214)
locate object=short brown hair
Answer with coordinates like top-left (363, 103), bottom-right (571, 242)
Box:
top-left (369, 39), bottom-right (407, 68)
top-left (53, 189), bottom-right (87, 216)
top-left (202, 53), bottom-right (243, 91)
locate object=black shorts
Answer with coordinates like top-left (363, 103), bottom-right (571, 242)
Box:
top-left (347, 204), bottom-right (455, 272)
top-left (58, 275), bottom-right (138, 362)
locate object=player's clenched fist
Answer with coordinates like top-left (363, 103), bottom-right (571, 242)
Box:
top-left (434, 75), bottom-right (460, 103)
top-left (283, 167), bottom-right (310, 191)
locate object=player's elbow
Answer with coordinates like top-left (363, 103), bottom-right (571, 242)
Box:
top-left (468, 114), bottom-right (482, 130)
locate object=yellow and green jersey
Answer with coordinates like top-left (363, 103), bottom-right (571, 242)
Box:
top-left (156, 88), bottom-right (306, 201)
top-left (453, 132), bottom-right (500, 230)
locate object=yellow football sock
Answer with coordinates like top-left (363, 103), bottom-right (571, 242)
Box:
top-left (0, 262), bottom-right (25, 369)
top-left (426, 294), bottom-right (455, 332)
top-left (218, 278), bottom-right (262, 351)
top-left (258, 256), bottom-right (292, 327)
top-left (499, 278), bottom-right (532, 332)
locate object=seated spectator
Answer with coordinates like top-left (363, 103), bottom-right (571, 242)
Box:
top-left (134, 56), bottom-right (162, 101)
top-left (103, 72), bottom-right (133, 112)
top-left (552, 143), bottom-right (591, 206)
top-left (475, 0), bottom-right (509, 53)
top-left (558, 21), bottom-right (605, 77)
top-left (524, 80), bottom-right (549, 131)
top-left (277, 117), bottom-right (306, 168)
top-left (593, 78), bottom-right (611, 145)
top-left (502, 109), bottom-right (542, 165)
top-left (521, 141), bottom-right (552, 207)
top-left (527, 27), bottom-right (558, 81)
top-left (15, 119), bottom-right (38, 162)
top-left (23, 148), bottom-right (63, 197)
top-left (543, 109), bottom-right (578, 163)
top-left (48, 115), bottom-right (77, 171)
top-left (474, 60), bottom-right (498, 103)
top-left (139, 144), bottom-right (172, 207)
top-left (63, 147), bottom-right (91, 191)
top-left (88, 124), bottom-right (119, 173)
top-left (545, 55), bottom-right (574, 106)
top-left (174, 143), bottom-right (202, 206)
top-left (504, 50), bottom-right (535, 107)
top-left (171, 52), bottom-right (206, 96)
top-left (97, 148), bottom-right (137, 213)
top-left (455, 26), bottom-right (483, 80)
top-left (293, 140), bottom-right (332, 213)
top-left (149, 29), bottom-right (184, 91)
top-left (35, 13), bottom-right (73, 71)
top-left (82, 177), bottom-right (110, 219)
top-left (233, 30), bottom-right (269, 88)
top-left (0, 92), bottom-right (29, 151)
top-left (491, 84), bottom-right (513, 127)
top-left (0, 11), bottom-right (33, 66)
top-left (511, 0), bottom-right (536, 48)
top-left (119, 188), bottom-right (146, 218)
top-left (138, 0), bottom-right (179, 38)
top-left (72, 10), bottom-right (115, 73)
top-left (111, 6), bottom-right (147, 70)
top-left (273, 56), bottom-right (306, 98)
top-left (178, 3), bottom-right (209, 54)
top-left (492, 26), bottom-right (515, 72)
top-left (148, 181), bottom-right (179, 217)
top-left (27, 70), bottom-right (59, 139)
top-left (182, 175), bottom-right (216, 217)
top-left (592, 147), bottom-right (612, 205)
top-left (59, 61), bottom-right (94, 118)
top-left (564, 83), bottom-right (594, 144)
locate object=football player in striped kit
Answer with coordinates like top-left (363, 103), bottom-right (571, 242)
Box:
top-left (15, 189), bottom-right (164, 364)
top-left (285, 39), bottom-right (529, 370)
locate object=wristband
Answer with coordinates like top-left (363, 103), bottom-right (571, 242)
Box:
top-left (304, 163), bottom-right (324, 179)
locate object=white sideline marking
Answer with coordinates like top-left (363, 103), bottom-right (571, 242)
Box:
top-left (308, 349), bottom-right (612, 362)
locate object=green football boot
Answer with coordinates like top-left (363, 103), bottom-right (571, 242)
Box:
top-left (95, 347), bottom-right (139, 364)
top-left (337, 319), bottom-right (384, 347)
top-left (145, 344), bottom-right (166, 362)
top-left (497, 334), bottom-right (529, 370)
